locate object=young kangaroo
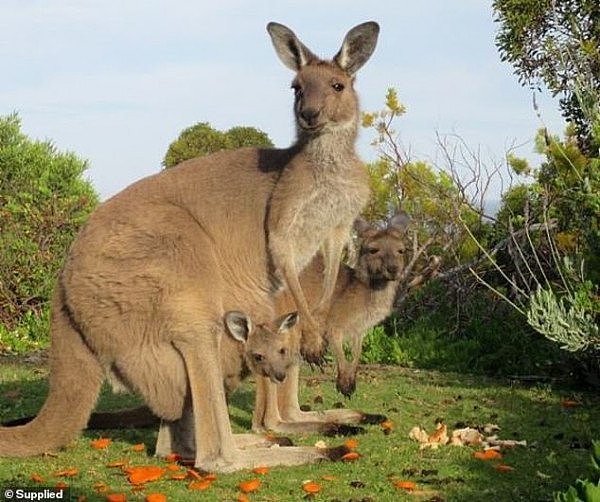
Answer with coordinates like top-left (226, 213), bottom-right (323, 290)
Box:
top-left (155, 310), bottom-right (300, 459)
top-left (253, 214), bottom-right (412, 435)
top-left (0, 22), bottom-right (378, 472)
top-left (3, 311), bottom-right (300, 433)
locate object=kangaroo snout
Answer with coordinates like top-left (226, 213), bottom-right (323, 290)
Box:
top-left (271, 371), bottom-right (287, 384)
top-left (299, 107), bottom-right (322, 129)
top-left (385, 264), bottom-right (399, 278)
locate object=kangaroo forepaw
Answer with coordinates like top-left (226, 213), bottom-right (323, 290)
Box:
top-left (300, 332), bottom-right (328, 366)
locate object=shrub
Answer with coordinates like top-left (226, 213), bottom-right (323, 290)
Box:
top-left (163, 122), bottom-right (273, 168)
top-left (0, 114), bottom-right (98, 352)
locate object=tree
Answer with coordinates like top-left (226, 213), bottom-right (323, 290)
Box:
top-left (493, 0), bottom-right (600, 153)
top-left (163, 122), bottom-right (274, 168)
top-left (0, 113), bottom-right (98, 352)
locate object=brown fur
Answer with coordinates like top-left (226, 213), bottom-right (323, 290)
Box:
top-left (2, 311), bottom-right (298, 431)
top-left (0, 21), bottom-right (378, 472)
top-left (252, 214), bottom-right (410, 434)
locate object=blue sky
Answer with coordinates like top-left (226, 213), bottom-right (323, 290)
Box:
top-left (1, 1), bottom-right (564, 200)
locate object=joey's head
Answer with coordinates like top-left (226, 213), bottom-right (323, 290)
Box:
top-left (267, 21), bottom-right (379, 141)
top-left (354, 212), bottom-right (410, 289)
top-left (224, 311), bottom-right (299, 384)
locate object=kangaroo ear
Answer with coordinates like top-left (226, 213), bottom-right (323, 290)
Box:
top-left (267, 22), bottom-right (318, 71)
top-left (225, 311), bottom-right (253, 343)
top-left (353, 217), bottom-right (375, 237)
top-left (277, 312), bottom-right (299, 332)
top-left (388, 211), bottom-right (411, 232)
top-left (334, 21), bottom-right (380, 76)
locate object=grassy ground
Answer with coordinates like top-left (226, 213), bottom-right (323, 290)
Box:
top-left (0, 354), bottom-right (599, 501)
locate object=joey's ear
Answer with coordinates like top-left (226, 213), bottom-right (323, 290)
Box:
top-left (353, 217), bottom-right (375, 236)
top-left (277, 312), bottom-right (299, 332)
top-left (224, 311), bottom-right (253, 343)
top-left (267, 22), bottom-right (319, 71)
top-left (334, 21), bottom-right (380, 76)
top-left (388, 211), bottom-right (411, 232)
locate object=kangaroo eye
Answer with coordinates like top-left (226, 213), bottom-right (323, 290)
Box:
top-left (368, 248), bottom-right (378, 255)
top-left (253, 353), bottom-right (264, 363)
top-left (397, 249), bottom-right (405, 254)
top-left (279, 348), bottom-right (287, 355)
top-left (291, 83), bottom-right (302, 95)
top-left (332, 82), bottom-right (344, 92)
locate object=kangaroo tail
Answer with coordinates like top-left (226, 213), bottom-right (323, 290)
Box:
top-left (0, 286), bottom-right (104, 456)
top-left (87, 406), bottom-right (159, 429)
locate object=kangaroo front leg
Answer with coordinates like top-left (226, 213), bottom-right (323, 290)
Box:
top-left (315, 231), bottom-right (347, 315)
top-left (252, 375), bottom-right (284, 433)
top-left (276, 250), bottom-right (324, 363)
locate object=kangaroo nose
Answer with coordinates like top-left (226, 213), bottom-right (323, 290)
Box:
top-left (274, 372), bottom-right (286, 383)
top-left (300, 108), bottom-right (320, 126)
top-left (387, 265), bottom-right (399, 276)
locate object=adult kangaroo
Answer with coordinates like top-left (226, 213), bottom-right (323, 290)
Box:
top-left (0, 21), bottom-right (378, 473)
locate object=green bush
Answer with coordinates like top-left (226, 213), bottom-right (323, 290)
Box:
top-left (0, 114), bottom-right (98, 352)
top-left (163, 122), bottom-right (273, 168)
top-left (555, 440), bottom-right (600, 501)
top-left (361, 280), bottom-right (576, 378)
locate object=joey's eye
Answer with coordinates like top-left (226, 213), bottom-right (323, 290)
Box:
top-left (397, 248), bottom-right (405, 254)
top-left (291, 83), bottom-right (301, 95)
top-left (332, 82), bottom-right (345, 92)
top-left (368, 248), bottom-right (378, 255)
top-left (253, 353), bottom-right (264, 363)
top-left (279, 348), bottom-right (287, 356)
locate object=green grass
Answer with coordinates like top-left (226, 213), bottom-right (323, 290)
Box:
top-left (1, 355), bottom-right (599, 501)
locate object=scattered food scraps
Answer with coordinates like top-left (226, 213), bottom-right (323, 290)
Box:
top-left (252, 466), bottom-right (270, 475)
top-left (55, 468), bottom-right (79, 478)
top-left (302, 481), bottom-right (321, 493)
top-left (188, 479), bottom-right (212, 490)
top-left (127, 466), bottom-right (166, 485)
top-left (106, 460), bottom-right (127, 468)
top-left (341, 451), bottom-right (361, 462)
top-left (345, 438), bottom-right (359, 450)
top-left (409, 423), bottom-right (448, 450)
top-left (30, 473), bottom-right (44, 483)
top-left (90, 438), bottom-right (112, 450)
top-left (105, 494), bottom-right (127, 502)
top-left (473, 449), bottom-right (503, 460)
top-left (394, 480), bottom-right (417, 491)
top-left (410, 420), bottom-right (527, 450)
top-left (145, 494), bottom-right (167, 502)
top-left (239, 478), bottom-right (261, 493)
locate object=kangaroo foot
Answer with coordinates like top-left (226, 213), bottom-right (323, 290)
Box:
top-left (233, 433), bottom-right (294, 449)
top-left (193, 444), bottom-right (350, 473)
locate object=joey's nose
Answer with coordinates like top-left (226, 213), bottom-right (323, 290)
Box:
top-left (273, 372), bottom-right (286, 383)
top-left (300, 108), bottom-right (320, 126)
top-left (387, 265), bottom-right (399, 277)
